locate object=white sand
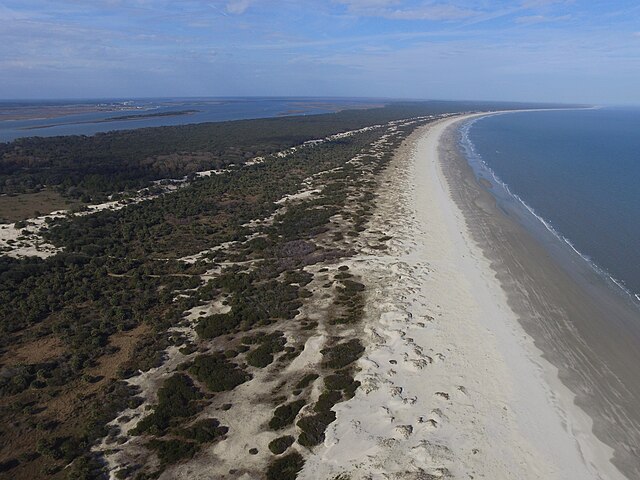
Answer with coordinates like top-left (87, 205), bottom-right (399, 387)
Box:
top-left (299, 115), bottom-right (625, 479)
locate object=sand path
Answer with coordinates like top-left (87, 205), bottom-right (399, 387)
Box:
top-left (299, 115), bottom-right (625, 480)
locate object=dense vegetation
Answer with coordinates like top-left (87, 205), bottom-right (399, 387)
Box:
top-left (0, 100), bottom-right (549, 201)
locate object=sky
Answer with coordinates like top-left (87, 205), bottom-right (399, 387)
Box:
top-left (1, 0), bottom-right (639, 104)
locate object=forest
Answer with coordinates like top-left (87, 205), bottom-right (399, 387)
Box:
top-left (0, 100), bottom-right (548, 201)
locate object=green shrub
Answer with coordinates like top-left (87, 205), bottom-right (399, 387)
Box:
top-left (268, 435), bottom-right (295, 455)
top-left (196, 313), bottom-right (240, 339)
top-left (297, 411), bottom-right (336, 447)
top-left (147, 439), bottom-right (198, 465)
top-left (189, 354), bottom-right (251, 392)
top-left (314, 390), bottom-right (342, 413)
top-left (181, 418), bottom-right (228, 444)
top-left (321, 340), bottom-right (364, 369)
top-left (247, 345), bottom-right (275, 368)
top-left (266, 452), bottom-right (305, 480)
top-left (132, 374), bottom-right (202, 435)
top-left (246, 332), bottom-right (287, 368)
top-left (324, 373), bottom-right (359, 396)
top-left (269, 399), bottom-right (306, 430)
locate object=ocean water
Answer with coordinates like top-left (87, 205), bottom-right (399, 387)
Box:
top-left (460, 107), bottom-right (640, 304)
top-left (0, 97), bottom-right (382, 142)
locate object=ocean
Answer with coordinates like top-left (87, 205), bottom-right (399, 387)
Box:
top-left (0, 97), bottom-right (383, 143)
top-left (460, 107), bottom-right (640, 305)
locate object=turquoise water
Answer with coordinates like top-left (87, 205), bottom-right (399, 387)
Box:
top-left (462, 108), bottom-right (640, 303)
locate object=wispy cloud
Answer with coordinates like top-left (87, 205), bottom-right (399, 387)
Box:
top-left (0, 0), bottom-right (639, 103)
top-left (225, 0), bottom-right (253, 14)
top-left (334, 1), bottom-right (479, 21)
top-left (515, 14), bottom-right (571, 24)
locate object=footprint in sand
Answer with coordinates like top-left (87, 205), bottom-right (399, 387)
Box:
top-left (361, 375), bottom-right (381, 394)
top-left (394, 424), bottom-right (414, 438)
top-left (432, 352), bottom-right (446, 363)
top-left (423, 408), bottom-right (447, 430)
top-left (424, 418), bottom-right (438, 429)
top-left (381, 406), bottom-right (395, 422)
top-left (411, 358), bottom-right (431, 369)
top-left (390, 386), bottom-right (403, 397)
top-left (434, 391), bottom-right (450, 401)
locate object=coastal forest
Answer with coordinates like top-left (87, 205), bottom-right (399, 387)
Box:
top-left (0, 101), bottom-right (541, 479)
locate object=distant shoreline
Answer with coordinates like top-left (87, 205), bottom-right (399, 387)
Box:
top-left (18, 109), bottom-right (200, 130)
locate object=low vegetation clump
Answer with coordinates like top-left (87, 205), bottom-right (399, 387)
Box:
top-left (297, 388), bottom-right (346, 447)
top-left (268, 435), bottom-right (295, 455)
top-left (188, 354), bottom-right (251, 392)
top-left (180, 418), bottom-right (229, 444)
top-left (196, 273), bottom-right (303, 339)
top-left (269, 399), bottom-right (306, 430)
top-left (297, 410), bottom-right (336, 447)
top-left (324, 373), bottom-right (360, 399)
top-left (266, 452), bottom-right (305, 480)
top-left (246, 332), bottom-right (287, 368)
top-left (132, 374), bottom-right (202, 435)
top-left (295, 373), bottom-right (319, 390)
top-left (147, 438), bottom-right (198, 466)
top-left (321, 339), bottom-right (365, 370)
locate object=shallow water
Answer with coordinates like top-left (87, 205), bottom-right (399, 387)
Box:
top-left (462, 108), bottom-right (640, 305)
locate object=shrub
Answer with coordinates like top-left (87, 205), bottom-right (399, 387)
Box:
top-left (266, 452), bottom-right (305, 480)
top-left (324, 373), bottom-right (360, 397)
top-left (297, 411), bottom-right (336, 447)
top-left (132, 374), bottom-right (201, 435)
top-left (189, 354), bottom-right (251, 392)
top-left (268, 435), bottom-right (295, 455)
top-left (314, 390), bottom-right (342, 413)
top-left (295, 373), bottom-right (319, 389)
top-left (321, 340), bottom-right (364, 369)
top-left (181, 418), bottom-right (228, 444)
top-left (247, 345), bottom-right (275, 368)
top-left (196, 313), bottom-right (240, 339)
top-left (246, 332), bottom-right (287, 368)
top-left (268, 399), bottom-right (306, 430)
top-left (147, 439), bottom-right (198, 465)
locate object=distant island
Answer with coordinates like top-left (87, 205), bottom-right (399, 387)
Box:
top-left (19, 109), bottom-right (200, 130)
top-left (105, 109), bottom-right (200, 121)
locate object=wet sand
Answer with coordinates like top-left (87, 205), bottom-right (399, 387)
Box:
top-left (441, 115), bottom-right (640, 478)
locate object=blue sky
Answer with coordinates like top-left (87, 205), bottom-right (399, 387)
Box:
top-left (1, 0), bottom-right (639, 104)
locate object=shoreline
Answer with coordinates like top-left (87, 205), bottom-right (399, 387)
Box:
top-left (300, 114), bottom-right (635, 479)
top-left (442, 113), bottom-right (640, 477)
top-left (458, 111), bottom-right (640, 308)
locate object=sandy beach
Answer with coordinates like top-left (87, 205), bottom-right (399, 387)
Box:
top-left (300, 114), bottom-right (637, 479)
